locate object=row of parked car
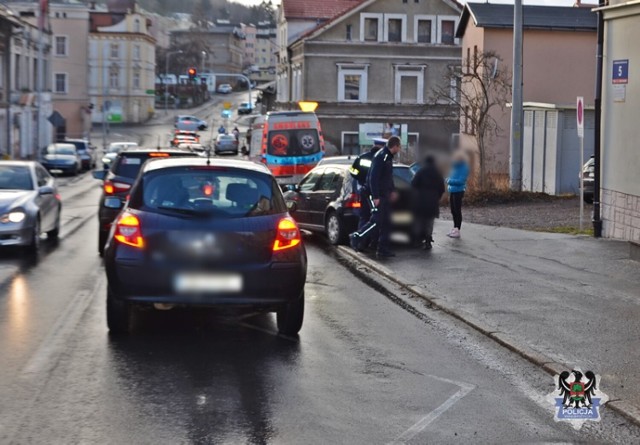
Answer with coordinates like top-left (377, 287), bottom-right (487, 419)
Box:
top-left (41, 139), bottom-right (97, 176)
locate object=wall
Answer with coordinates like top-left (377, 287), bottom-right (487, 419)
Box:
top-left (600, 2), bottom-right (640, 242)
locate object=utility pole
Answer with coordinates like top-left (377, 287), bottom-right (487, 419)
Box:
top-left (592, 1), bottom-right (605, 238)
top-left (35, 2), bottom-right (46, 160)
top-left (509, 0), bottom-right (523, 190)
top-left (201, 51), bottom-right (207, 73)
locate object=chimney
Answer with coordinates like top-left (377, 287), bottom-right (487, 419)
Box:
top-left (90, 1), bottom-right (96, 10)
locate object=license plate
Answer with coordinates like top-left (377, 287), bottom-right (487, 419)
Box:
top-left (174, 273), bottom-right (243, 293)
top-left (392, 211), bottom-right (413, 225)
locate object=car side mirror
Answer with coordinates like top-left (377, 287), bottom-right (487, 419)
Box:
top-left (286, 200), bottom-right (297, 213)
top-left (38, 185), bottom-right (54, 195)
top-left (104, 197), bottom-right (123, 209)
top-left (92, 170), bottom-right (107, 181)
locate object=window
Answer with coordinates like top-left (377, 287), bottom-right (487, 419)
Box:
top-left (466, 47), bottom-right (470, 71)
top-left (346, 24), bottom-right (352, 41)
top-left (416, 20), bottom-right (433, 43)
top-left (449, 74), bottom-right (459, 101)
top-left (437, 16), bottom-right (459, 45)
top-left (55, 36), bottom-right (67, 56)
top-left (133, 71), bottom-right (141, 90)
top-left (384, 15), bottom-right (406, 42)
top-left (109, 68), bottom-right (119, 88)
top-left (338, 65), bottom-right (368, 102)
top-left (54, 73), bottom-right (67, 93)
top-left (341, 132), bottom-right (360, 156)
top-left (36, 166), bottom-right (50, 187)
top-left (134, 18), bottom-right (140, 33)
top-left (316, 169), bottom-right (340, 192)
top-left (299, 170), bottom-right (323, 192)
top-left (361, 14), bottom-right (382, 42)
top-left (473, 45), bottom-right (478, 66)
top-left (394, 66), bottom-right (425, 104)
top-left (110, 43), bottom-right (119, 59)
top-left (133, 45), bottom-right (141, 60)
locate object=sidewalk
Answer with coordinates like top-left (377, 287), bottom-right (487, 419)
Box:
top-left (337, 219), bottom-right (640, 423)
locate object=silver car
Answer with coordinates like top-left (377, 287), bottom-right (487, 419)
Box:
top-left (174, 115), bottom-right (207, 132)
top-left (0, 161), bottom-right (62, 253)
top-left (214, 134), bottom-right (239, 155)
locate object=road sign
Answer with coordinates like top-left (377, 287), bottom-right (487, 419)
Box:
top-left (576, 96), bottom-right (584, 138)
top-left (223, 102), bottom-right (232, 110)
top-left (612, 59), bottom-right (629, 84)
top-left (221, 110), bottom-right (232, 118)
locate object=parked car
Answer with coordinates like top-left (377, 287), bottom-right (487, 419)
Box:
top-left (0, 161), bottom-right (61, 253)
top-left (217, 84), bottom-right (232, 94)
top-left (283, 163), bottom-right (415, 245)
top-left (175, 115), bottom-right (207, 131)
top-left (238, 102), bottom-right (253, 115)
top-left (581, 156), bottom-right (595, 204)
top-left (41, 143), bottom-right (82, 176)
top-left (65, 139), bottom-right (96, 170)
top-left (102, 157), bottom-right (307, 335)
top-left (102, 142), bottom-right (138, 169)
top-left (92, 148), bottom-right (199, 256)
top-left (214, 134), bottom-right (239, 155)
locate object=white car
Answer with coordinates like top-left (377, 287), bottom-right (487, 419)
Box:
top-left (102, 142), bottom-right (138, 168)
top-left (175, 115), bottom-right (208, 132)
top-left (217, 84), bottom-right (233, 94)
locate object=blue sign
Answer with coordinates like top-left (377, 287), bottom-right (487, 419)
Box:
top-left (221, 110), bottom-right (232, 118)
top-left (612, 59), bottom-right (629, 84)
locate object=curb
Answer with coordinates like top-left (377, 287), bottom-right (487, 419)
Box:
top-left (335, 245), bottom-right (640, 428)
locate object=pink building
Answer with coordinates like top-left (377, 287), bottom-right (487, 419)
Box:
top-left (456, 3), bottom-right (597, 177)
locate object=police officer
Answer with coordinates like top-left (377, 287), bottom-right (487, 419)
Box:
top-left (349, 138), bottom-right (386, 230)
top-left (350, 136), bottom-right (402, 258)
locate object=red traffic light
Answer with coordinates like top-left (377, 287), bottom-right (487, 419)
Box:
top-left (188, 67), bottom-right (197, 78)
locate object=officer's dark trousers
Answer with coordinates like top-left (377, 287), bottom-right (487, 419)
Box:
top-left (358, 187), bottom-right (372, 230)
top-left (355, 197), bottom-right (391, 252)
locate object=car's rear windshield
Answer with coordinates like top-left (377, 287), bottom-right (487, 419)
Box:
top-left (267, 129), bottom-right (320, 157)
top-left (0, 165), bottom-right (33, 190)
top-left (66, 141), bottom-right (88, 152)
top-left (138, 167), bottom-right (286, 218)
top-left (112, 152), bottom-right (196, 179)
top-left (47, 145), bottom-right (76, 156)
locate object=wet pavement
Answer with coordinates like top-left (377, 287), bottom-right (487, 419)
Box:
top-left (0, 118), bottom-right (639, 443)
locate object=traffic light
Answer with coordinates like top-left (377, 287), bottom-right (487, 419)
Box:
top-left (188, 67), bottom-right (197, 79)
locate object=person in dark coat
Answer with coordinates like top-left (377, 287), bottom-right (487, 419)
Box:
top-left (411, 155), bottom-right (445, 250)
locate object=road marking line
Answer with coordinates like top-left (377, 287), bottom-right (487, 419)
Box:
top-left (388, 375), bottom-right (475, 445)
top-left (21, 276), bottom-right (104, 377)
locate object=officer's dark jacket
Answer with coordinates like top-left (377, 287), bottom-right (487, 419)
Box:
top-left (349, 149), bottom-right (376, 186)
top-left (367, 146), bottom-right (395, 200)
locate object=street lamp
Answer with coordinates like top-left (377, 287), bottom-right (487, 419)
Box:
top-left (165, 50), bottom-right (183, 115)
top-left (201, 51), bottom-right (207, 73)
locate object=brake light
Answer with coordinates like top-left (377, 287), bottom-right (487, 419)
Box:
top-left (114, 212), bottom-right (144, 248)
top-left (104, 180), bottom-right (131, 195)
top-left (149, 152), bottom-right (169, 157)
top-left (345, 193), bottom-right (361, 208)
top-left (273, 217), bottom-right (301, 251)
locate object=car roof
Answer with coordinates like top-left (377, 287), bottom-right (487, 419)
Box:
top-left (0, 160), bottom-right (37, 168)
top-left (65, 138), bottom-right (88, 143)
top-left (142, 157), bottom-right (272, 175)
top-left (119, 148), bottom-right (194, 155)
top-left (50, 143), bottom-right (76, 149)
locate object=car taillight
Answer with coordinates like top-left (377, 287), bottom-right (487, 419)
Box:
top-left (344, 193), bottom-right (361, 208)
top-left (114, 212), bottom-right (144, 248)
top-left (104, 180), bottom-right (130, 195)
top-left (273, 217), bottom-right (301, 251)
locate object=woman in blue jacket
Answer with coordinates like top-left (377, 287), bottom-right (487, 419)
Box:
top-left (446, 151), bottom-right (470, 238)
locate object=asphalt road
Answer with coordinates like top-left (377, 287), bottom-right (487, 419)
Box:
top-left (0, 115), bottom-right (639, 444)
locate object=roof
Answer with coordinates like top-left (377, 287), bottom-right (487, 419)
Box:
top-left (282, 0), bottom-right (362, 20)
top-left (89, 12), bottom-right (123, 32)
top-left (457, 3), bottom-right (597, 38)
top-left (142, 157), bottom-right (271, 175)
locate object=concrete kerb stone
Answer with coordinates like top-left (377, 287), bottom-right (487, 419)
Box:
top-left (334, 244), bottom-right (640, 428)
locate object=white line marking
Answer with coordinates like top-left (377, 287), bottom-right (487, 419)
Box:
top-left (388, 375), bottom-right (475, 445)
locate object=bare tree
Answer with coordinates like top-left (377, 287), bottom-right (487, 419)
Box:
top-left (432, 50), bottom-right (511, 190)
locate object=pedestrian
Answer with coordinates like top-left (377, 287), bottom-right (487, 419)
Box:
top-left (232, 126), bottom-right (240, 141)
top-left (218, 124), bottom-right (226, 134)
top-left (446, 150), bottom-right (470, 238)
top-left (349, 136), bottom-right (402, 259)
top-left (411, 155), bottom-right (445, 250)
top-left (349, 138), bottom-right (386, 231)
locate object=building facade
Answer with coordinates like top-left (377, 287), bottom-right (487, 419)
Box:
top-left (254, 21), bottom-right (276, 84)
top-left (280, 0), bottom-right (462, 158)
top-left (598, 0), bottom-right (640, 243)
top-left (89, 2), bottom-right (156, 124)
top-left (456, 3), bottom-right (597, 177)
top-left (170, 27), bottom-right (244, 76)
top-left (242, 23), bottom-right (256, 69)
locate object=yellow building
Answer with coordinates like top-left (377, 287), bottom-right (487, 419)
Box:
top-left (89, 2), bottom-right (156, 124)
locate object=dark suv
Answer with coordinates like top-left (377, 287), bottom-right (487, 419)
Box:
top-left (65, 139), bottom-right (96, 170)
top-left (93, 148), bottom-right (199, 255)
top-left (283, 163), bottom-right (414, 245)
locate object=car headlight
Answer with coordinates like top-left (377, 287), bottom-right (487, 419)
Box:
top-left (102, 157), bottom-right (111, 164)
top-left (1, 211), bottom-right (26, 224)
